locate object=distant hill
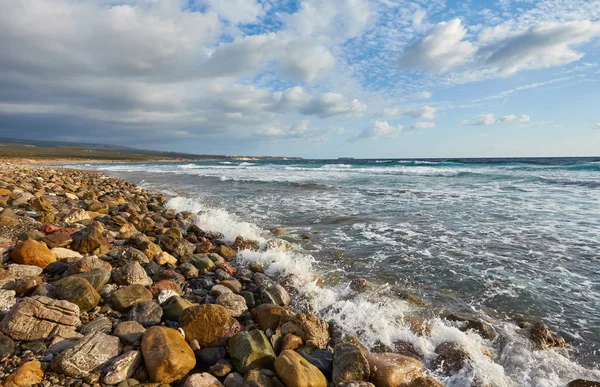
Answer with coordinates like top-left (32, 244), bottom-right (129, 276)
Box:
top-left (0, 137), bottom-right (301, 161)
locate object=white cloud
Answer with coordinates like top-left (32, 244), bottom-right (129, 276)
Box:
top-left (399, 19), bottom-right (600, 77)
top-left (206, 0), bottom-right (264, 24)
top-left (415, 91), bottom-right (432, 99)
top-left (398, 19), bottom-right (477, 72)
top-left (357, 120), bottom-right (403, 140)
top-left (410, 121), bottom-right (435, 129)
top-left (405, 105), bottom-right (436, 119)
top-left (279, 44), bottom-right (336, 82)
top-left (300, 93), bottom-right (367, 118)
top-left (466, 113), bottom-right (530, 126)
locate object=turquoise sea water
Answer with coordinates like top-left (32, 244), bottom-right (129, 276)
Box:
top-left (73, 157), bottom-right (600, 386)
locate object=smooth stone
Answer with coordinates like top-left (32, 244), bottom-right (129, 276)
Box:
top-left (111, 285), bottom-right (153, 311)
top-left (239, 291), bottom-right (256, 309)
top-left (128, 301), bottom-right (163, 327)
top-left (51, 247), bottom-right (82, 260)
top-left (183, 373), bottom-right (225, 387)
top-left (4, 360), bottom-right (44, 387)
top-left (216, 292), bottom-right (247, 317)
top-left (367, 353), bottom-right (424, 387)
top-left (112, 261), bottom-right (152, 286)
top-left (197, 347), bottom-right (227, 365)
top-left (80, 316), bottom-right (113, 335)
top-left (51, 331), bottom-right (120, 377)
top-left (223, 372), bottom-right (243, 387)
top-left (252, 304), bottom-right (295, 331)
top-left (228, 330), bottom-right (276, 373)
top-left (280, 313), bottom-right (329, 349)
top-left (141, 326), bottom-right (196, 383)
top-left (10, 239), bottom-right (56, 268)
top-left (161, 296), bottom-right (195, 321)
top-left (54, 276), bottom-right (101, 312)
top-left (114, 321), bottom-right (146, 345)
top-left (275, 350), bottom-right (327, 387)
top-left (0, 331), bottom-right (15, 359)
top-left (332, 338), bottom-right (370, 384)
top-left (405, 377), bottom-right (445, 387)
top-left (297, 346), bottom-right (333, 378)
top-left (179, 304), bottom-right (241, 347)
top-left (70, 267), bottom-right (112, 291)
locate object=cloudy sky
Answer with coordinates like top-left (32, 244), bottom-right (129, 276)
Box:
top-left (1, 0), bottom-right (599, 158)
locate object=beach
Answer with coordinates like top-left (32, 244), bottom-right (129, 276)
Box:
top-left (0, 160), bottom-right (598, 387)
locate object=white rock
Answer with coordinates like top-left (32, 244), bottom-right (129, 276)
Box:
top-left (158, 289), bottom-right (180, 305)
top-left (51, 247), bottom-right (83, 260)
top-left (0, 289), bottom-right (16, 311)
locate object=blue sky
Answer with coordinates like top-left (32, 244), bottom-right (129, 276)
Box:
top-left (0, 0), bottom-right (599, 158)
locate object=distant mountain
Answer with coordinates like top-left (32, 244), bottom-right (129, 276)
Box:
top-left (0, 137), bottom-right (301, 161)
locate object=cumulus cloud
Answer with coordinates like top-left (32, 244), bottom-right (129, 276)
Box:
top-left (398, 19), bottom-right (600, 76)
top-left (356, 121), bottom-right (403, 140)
top-left (465, 113), bottom-right (530, 126)
top-left (279, 44), bottom-right (336, 82)
top-left (398, 19), bottom-right (476, 72)
top-left (206, 0), bottom-right (264, 24)
top-left (410, 122), bottom-right (435, 129)
top-left (299, 93), bottom-right (367, 118)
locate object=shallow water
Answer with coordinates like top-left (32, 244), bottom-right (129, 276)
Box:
top-left (73, 157), bottom-right (600, 386)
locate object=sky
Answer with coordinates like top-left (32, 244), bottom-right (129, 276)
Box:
top-left (0, 0), bottom-right (599, 158)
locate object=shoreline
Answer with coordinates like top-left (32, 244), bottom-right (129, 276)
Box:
top-left (0, 162), bottom-right (597, 387)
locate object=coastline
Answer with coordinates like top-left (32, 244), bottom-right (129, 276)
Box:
top-left (0, 162), bottom-right (597, 387)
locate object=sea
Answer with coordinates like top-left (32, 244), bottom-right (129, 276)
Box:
top-left (71, 157), bottom-right (600, 386)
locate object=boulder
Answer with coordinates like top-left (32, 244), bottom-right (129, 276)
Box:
top-left (53, 276), bottom-right (101, 312)
top-left (0, 296), bottom-right (81, 341)
top-left (104, 350), bottom-right (143, 385)
top-left (179, 304), bottom-right (241, 347)
top-left (530, 322), bottom-right (568, 350)
top-left (111, 284), bottom-right (154, 311)
top-left (10, 239), bottom-right (56, 268)
top-left (367, 353), bottom-right (423, 387)
top-left (70, 223), bottom-right (108, 254)
top-left (405, 377), bottom-right (445, 387)
top-left (183, 373), bottom-right (225, 387)
top-left (446, 313), bottom-right (496, 340)
top-left (252, 304), bottom-right (295, 331)
top-left (4, 360), bottom-right (44, 387)
top-left (141, 326), bottom-right (196, 383)
top-left (216, 292), bottom-right (247, 317)
top-left (52, 331), bottom-right (120, 377)
top-left (433, 342), bottom-right (471, 374)
top-left (280, 314), bottom-right (329, 349)
top-left (275, 350), bottom-right (327, 387)
top-left (297, 347), bottom-right (333, 379)
top-left (228, 330), bottom-right (276, 374)
top-left (332, 338), bottom-right (370, 385)
top-left (112, 261), bottom-right (153, 286)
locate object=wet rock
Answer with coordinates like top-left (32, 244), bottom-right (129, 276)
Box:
top-left (392, 341), bottom-right (422, 360)
top-left (229, 330), bottom-right (276, 373)
top-left (80, 316), bottom-right (113, 335)
top-left (433, 341), bottom-right (471, 374)
top-left (281, 333), bottom-right (303, 351)
top-left (275, 349), bottom-right (327, 387)
top-left (104, 350), bottom-right (143, 385)
top-left (210, 284), bottom-right (233, 297)
top-left (113, 262), bottom-right (153, 286)
top-left (180, 263), bottom-right (200, 279)
top-left (128, 301), bottom-right (163, 327)
top-left (332, 337), bottom-right (370, 384)
top-left (196, 241), bottom-right (213, 254)
top-left (297, 347), bottom-right (333, 379)
top-left (119, 247), bottom-right (150, 265)
top-left (114, 321), bottom-right (146, 345)
top-left (0, 331), bottom-right (15, 359)
top-left (0, 296), bottom-right (81, 341)
top-left (252, 304), bottom-right (296, 331)
top-left (446, 313), bottom-right (496, 340)
top-left (54, 276), bottom-right (101, 312)
top-left (179, 304), bottom-right (241, 347)
top-left (567, 380), bottom-right (600, 387)
top-left (271, 228), bottom-right (287, 235)
top-left (224, 372), bottom-right (244, 387)
top-left (280, 313), bottom-right (329, 349)
top-left (141, 326), bottom-right (196, 383)
top-left (367, 353), bottom-right (423, 387)
top-left (215, 245), bottom-right (236, 259)
top-left (112, 284), bottom-right (154, 311)
top-left (161, 296), bottom-right (194, 321)
top-left (530, 322), bottom-right (568, 350)
top-left (159, 235), bottom-right (195, 258)
top-left (150, 280), bottom-right (182, 297)
top-left (52, 331), bottom-right (120, 377)
top-left (10, 239), bottom-right (56, 268)
top-left (405, 377), bottom-right (445, 387)
top-left (4, 360), bottom-right (44, 387)
top-left (216, 292), bottom-right (247, 317)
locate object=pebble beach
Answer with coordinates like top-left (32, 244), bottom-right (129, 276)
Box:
top-left (0, 161), bottom-right (597, 387)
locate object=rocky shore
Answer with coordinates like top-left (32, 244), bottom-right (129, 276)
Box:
top-left (0, 162), bottom-right (597, 387)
